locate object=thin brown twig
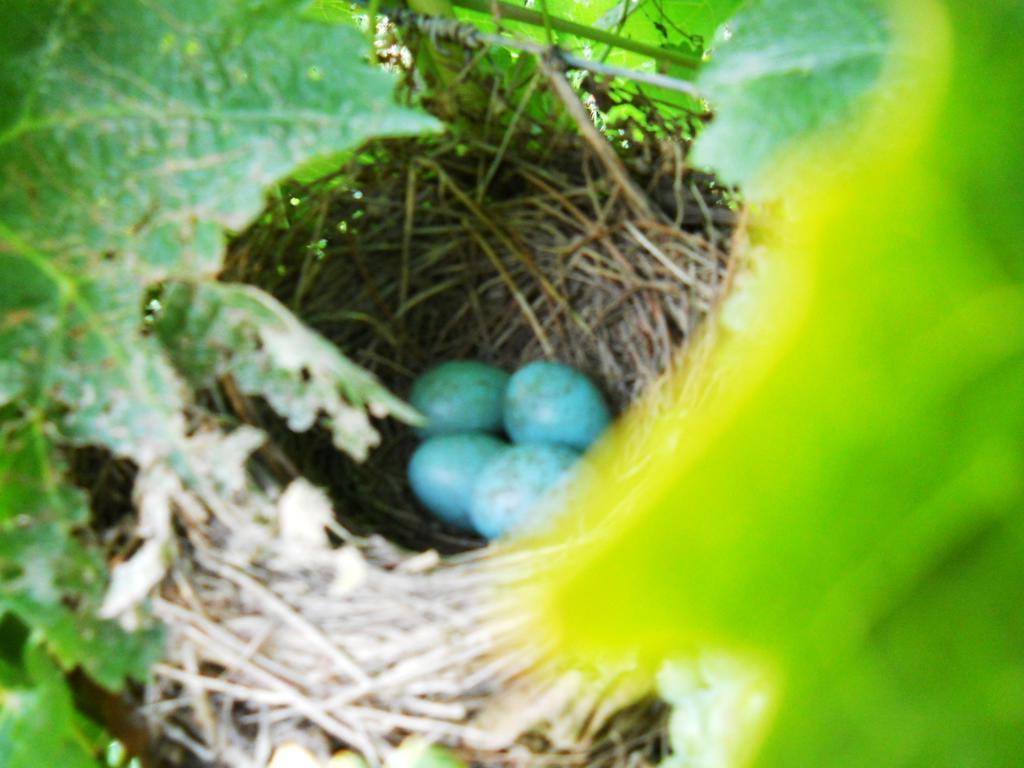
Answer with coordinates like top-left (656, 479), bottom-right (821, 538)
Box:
top-left (542, 61), bottom-right (656, 220)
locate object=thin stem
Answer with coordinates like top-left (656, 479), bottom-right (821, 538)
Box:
top-left (542, 62), bottom-right (655, 219)
top-left (367, 0), bottom-right (383, 29)
top-left (538, 0), bottom-right (556, 46)
top-left (476, 32), bottom-right (702, 98)
top-left (382, 7), bottom-right (703, 98)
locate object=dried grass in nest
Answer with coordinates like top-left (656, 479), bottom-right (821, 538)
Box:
top-left (145, 59), bottom-right (743, 768)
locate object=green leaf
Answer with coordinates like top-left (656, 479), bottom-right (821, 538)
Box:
top-left (0, 420), bottom-right (81, 528)
top-left (0, 640), bottom-right (105, 768)
top-left (0, 521), bottom-right (164, 690)
top-left (759, 513), bottom-right (1024, 766)
top-left (0, 248), bottom-right (189, 471)
top-left (386, 738), bottom-right (468, 768)
top-left (0, 3), bottom-right (62, 135)
top-left (156, 281), bottom-right (421, 461)
top-left (541, 0), bottom-right (1024, 765)
top-left (0, 0), bottom-right (438, 279)
top-left (691, 0), bottom-right (891, 195)
top-left (0, 422), bottom-right (163, 688)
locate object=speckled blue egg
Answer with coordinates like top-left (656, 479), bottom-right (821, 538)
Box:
top-left (408, 433), bottom-right (509, 530)
top-left (410, 361), bottom-right (510, 437)
top-left (469, 444), bottom-right (580, 539)
top-left (503, 361), bottom-right (611, 450)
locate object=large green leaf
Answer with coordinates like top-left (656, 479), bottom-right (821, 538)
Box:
top-left (0, 3), bottom-right (61, 135)
top-left (541, 0), bottom-right (1024, 764)
top-left (0, 5), bottom-right (436, 492)
top-left (0, 0), bottom-right (438, 728)
top-left (691, 0), bottom-right (891, 195)
top-left (0, 0), bottom-right (436, 472)
top-left (0, 0), bottom-right (437, 280)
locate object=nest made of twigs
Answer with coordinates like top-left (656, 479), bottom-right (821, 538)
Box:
top-left (143, 37), bottom-right (744, 768)
top-left (222, 126), bottom-right (737, 552)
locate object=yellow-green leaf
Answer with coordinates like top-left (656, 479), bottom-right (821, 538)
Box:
top-left (539, 0), bottom-right (1024, 764)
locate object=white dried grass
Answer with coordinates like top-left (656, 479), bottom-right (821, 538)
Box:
top-left (148, 484), bottom-right (668, 768)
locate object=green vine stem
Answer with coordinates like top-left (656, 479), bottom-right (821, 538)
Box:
top-left (450, 0), bottom-right (702, 71)
top-left (406, 0), bottom-right (463, 90)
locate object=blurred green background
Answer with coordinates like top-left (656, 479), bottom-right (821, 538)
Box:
top-left (542, 1), bottom-right (1024, 765)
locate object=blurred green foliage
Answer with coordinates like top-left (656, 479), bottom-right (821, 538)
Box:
top-left (543, 0), bottom-right (1024, 765)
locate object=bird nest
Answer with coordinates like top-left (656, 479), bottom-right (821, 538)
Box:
top-left (141, 33), bottom-right (745, 768)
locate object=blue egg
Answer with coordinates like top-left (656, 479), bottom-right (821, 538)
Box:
top-left (410, 361), bottom-right (510, 437)
top-left (408, 433), bottom-right (509, 530)
top-left (469, 444), bottom-right (580, 539)
top-left (503, 361), bottom-right (611, 450)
